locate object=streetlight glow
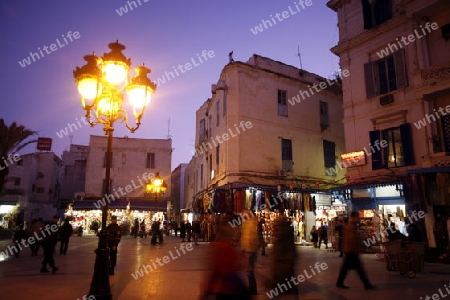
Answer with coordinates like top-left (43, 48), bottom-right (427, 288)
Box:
top-left (72, 40), bottom-right (156, 300)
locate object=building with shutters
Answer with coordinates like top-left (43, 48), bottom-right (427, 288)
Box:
top-left (328, 0), bottom-right (450, 256)
top-left (186, 54), bottom-right (346, 234)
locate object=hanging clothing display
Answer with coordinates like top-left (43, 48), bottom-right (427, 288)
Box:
top-left (303, 193), bottom-right (311, 211)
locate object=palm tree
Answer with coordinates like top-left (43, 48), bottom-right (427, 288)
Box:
top-left (0, 119), bottom-right (38, 192)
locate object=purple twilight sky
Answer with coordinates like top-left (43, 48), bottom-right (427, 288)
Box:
top-left (0, 0), bottom-right (339, 171)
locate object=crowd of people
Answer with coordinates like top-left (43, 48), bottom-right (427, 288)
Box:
top-left (12, 215), bottom-right (73, 274)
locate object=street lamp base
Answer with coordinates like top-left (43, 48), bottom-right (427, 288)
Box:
top-left (87, 246), bottom-right (112, 300)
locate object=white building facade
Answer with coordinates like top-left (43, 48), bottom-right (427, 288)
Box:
top-left (328, 0), bottom-right (450, 254)
top-left (188, 55), bottom-right (346, 230)
top-left (1, 152), bottom-right (63, 224)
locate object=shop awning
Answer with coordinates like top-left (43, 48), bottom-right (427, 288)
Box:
top-left (129, 201), bottom-right (167, 211)
top-left (71, 200), bottom-right (129, 210)
top-left (407, 166), bottom-right (450, 174)
top-left (351, 198), bottom-right (377, 210)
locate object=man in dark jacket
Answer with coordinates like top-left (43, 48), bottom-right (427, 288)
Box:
top-left (107, 216), bottom-right (121, 275)
top-left (41, 215), bottom-right (59, 273)
top-left (185, 221), bottom-right (192, 242)
top-left (59, 218), bottom-right (73, 255)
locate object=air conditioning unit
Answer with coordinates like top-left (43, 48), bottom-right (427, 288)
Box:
top-left (380, 94), bottom-right (394, 106)
top-left (277, 169), bottom-right (286, 176)
top-left (74, 192), bottom-right (85, 200)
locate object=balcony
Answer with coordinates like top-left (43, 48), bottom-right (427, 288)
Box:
top-left (422, 61), bottom-right (450, 85)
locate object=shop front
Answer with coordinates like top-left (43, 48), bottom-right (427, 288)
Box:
top-left (67, 199), bottom-right (168, 236)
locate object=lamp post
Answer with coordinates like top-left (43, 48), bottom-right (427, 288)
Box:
top-left (73, 41), bottom-right (156, 300)
top-left (145, 172), bottom-right (167, 200)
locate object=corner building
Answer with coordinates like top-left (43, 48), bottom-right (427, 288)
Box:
top-left (328, 0), bottom-right (450, 259)
top-left (187, 55), bottom-right (345, 242)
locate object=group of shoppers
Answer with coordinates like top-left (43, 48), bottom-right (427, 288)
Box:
top-left (12, 215), bottom-right (73, 274)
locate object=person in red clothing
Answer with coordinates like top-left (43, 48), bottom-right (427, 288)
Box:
top-left (336, 211), bottom-right (375, 290)
top-left (200, 213), bottom-right (250, 299)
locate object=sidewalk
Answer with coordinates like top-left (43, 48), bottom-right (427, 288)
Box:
top-left (0, 236), bottom-right (449, 299)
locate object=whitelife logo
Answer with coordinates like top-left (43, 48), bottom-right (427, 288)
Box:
top-left (250, 0), bottom-right (313, 35)
top-left (18, 31), bottom-right (81, 68)
top-left (376, 22), bottom-right (439, 59)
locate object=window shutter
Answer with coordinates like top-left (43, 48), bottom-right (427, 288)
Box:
top-left (400, 123), bottom-right (414, 166)
top-left (323, 140), bottom-right (336, 168)
top-left (369, 130), bottom-right (382, 170)
top-left (362, 0), bottom-right (373, 29)
top-left (394, 48), bottom-right (408, 89)
top-left (364, 62), bottom-right (378, 98)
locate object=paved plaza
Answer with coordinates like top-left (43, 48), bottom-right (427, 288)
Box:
top-left (0, 235), bottom-right (449, 300)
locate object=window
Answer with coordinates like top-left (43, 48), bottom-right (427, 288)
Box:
top-left (146, 153), bottom-right (155, 168)
top-left (362, 0), bottom-right (392, 30)
top-left (199, 119), bottom-right (206, 143)
top-left (36, 187), bottom-right (44, 193)
top-left (208, 115), bottom-right (212, 140)
top-left (323, 140), bottom-right (336, 168)
top-left (209, 154), bottom-right (213, 179)
top-left (320, 101), bottom-right (329, 128)
top-left (281, 139), bottom-right (293, 171)
top-left (216, 145), bottom-right (220, 165)
top-left (14, 178), bottom-right (21, 186)
top-left (370, 123), bottom-right (414, 170)
top-left (223, 92), bottom-right (227, 116)
top-left (200, 164), bottom-right (203, 186)
top-left (364, 49), bottom-right (407, 98)
top-left (216, 101), bottom-right (220, 126)
top-left (278, 90), bottom-right (288, 117)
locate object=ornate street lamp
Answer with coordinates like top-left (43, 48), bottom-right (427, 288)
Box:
top-left (73, 41), bottom-right (156, 300)
top-left (145, 172), bottom-right (167, 199)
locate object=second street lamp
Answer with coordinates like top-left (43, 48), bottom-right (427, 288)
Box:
top-left (73, 41), bottom-right (156, 300)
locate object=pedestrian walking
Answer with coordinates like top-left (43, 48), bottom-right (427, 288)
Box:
top-left (335, 216), bottom-right (345, 257)
top-left (257, 218), bottom-right (266, 256)
top-left (200, 213), bottom-right (250, 299)
top-left (185, 220), bottom-right (192, 242)
top-left (240, 209), bottom-right (259, 295)
top-left (180, 220), bottom-right (186, 242)
top-left (336, 211), bottom-right (375, 290)
top-left (59, 218), bottom-right (73, 255)
top-left (318, 222), bottom-right (329, 249)
top-left (310, 226), bottom-right (319, 248)
top-left (29, 218), bottom-right (43, 256)
top-left (40, 215), bottom-right (59, 274)
top-left (192, 218), bottom-right (201, 245)
top-left (271, 211), bottom-right (298, 296)
top-left (172, 220), bottom-right (178, 237)
top-left (106, 216), bottom-right (121, 275)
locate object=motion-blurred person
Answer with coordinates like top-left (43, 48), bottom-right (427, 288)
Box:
top-left (240, 209), bottom-right (259, 295)
top-left (107, 216), bottom-right (121, 275)
top-left (29, 218), bottom-right (43, 256)
top-left (200, 213), bottom-right (250, 299)
top-left (318, 222), bottom-right (329, 249)
top-left (257, 218), bottom-right (266, 256)
top-left (180, 220), bottom-right (186, 242)
top-left (192, 218), bottom-right (201, 245)
top-left (59, 218), bottom-right (73, 255)
top-left (336, 211), bottom-right (375, 290)
top-left (40, 215), bottom-right (59, 273)
top-left (271, 211), bottom-right (298, 296)
top-left (335, 216), bottom-right (345, 257)
top-left (185, 220), bottom-right (192, 242)
top-left (310, 225), bottom-right (319, 248)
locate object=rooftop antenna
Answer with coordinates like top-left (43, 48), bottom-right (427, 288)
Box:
top-left (166, 117), bottom-right (172, 139)
top-left (297, 46), bottom-right (304, 76)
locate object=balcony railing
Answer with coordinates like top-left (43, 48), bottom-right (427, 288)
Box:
top-left (422, 61), bottom-right (450, 85)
